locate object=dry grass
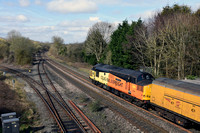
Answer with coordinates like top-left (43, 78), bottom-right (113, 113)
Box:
top-left (47, 52), bottom-right (93, 75)
top-left (79, 68), bottom-right (90, 74)
top-left (0, 73), bottom-right (39, 132)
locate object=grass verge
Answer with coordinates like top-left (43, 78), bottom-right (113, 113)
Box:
top-left (0, 72), bottom-right (39, 132)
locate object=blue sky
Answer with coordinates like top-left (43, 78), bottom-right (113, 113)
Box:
top-left (0, 0), bottom-right (199, 43)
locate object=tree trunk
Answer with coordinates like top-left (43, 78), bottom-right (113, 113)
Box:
top-left (154, 51), bottom-right (157, 76)
top-left (178, 51), bottom-right (181, 80)
top-left (166, 59), bottom-right (168, 78)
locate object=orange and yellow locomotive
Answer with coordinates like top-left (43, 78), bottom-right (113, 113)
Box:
top-left (90, 64), bottom-right (154, 107)
top-left (90, 64), bottom-right (200, 126)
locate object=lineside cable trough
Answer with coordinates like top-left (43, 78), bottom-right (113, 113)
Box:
top-left (1, 112), bottom-right (19, 133)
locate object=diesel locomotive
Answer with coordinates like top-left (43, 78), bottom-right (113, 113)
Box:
top-left (90, 64), bottom-right (200, 126)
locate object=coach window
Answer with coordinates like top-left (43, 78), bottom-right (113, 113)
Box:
top-left (96, 71), bottom-right (99, 77)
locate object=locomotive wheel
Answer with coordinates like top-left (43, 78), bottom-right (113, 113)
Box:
top-left (156, 107), bottom-right (164, 117)
top-left (92, 79), bottom-right (95, 84)
top-left (114, 90), bottom-right (119, 96)
top-left (175, 116), bottom-right (189, 127)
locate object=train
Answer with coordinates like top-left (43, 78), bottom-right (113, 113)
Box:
top-left (89, 64), bottom-right (200, 126)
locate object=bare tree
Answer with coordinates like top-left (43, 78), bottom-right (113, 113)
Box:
top-left (49, 36), bottom-right (65, 55)
top-left (130, 18), bottom-right (167, 77)
top-left (7, 30), bottom-right (34, 65)
top-left (52, 36), bottom-right (64, 49)
top-left (125, 5), bottom-right (199, 79)
top-left (85, 22), bottom-right (115, 62)
top-left (7, 30), bottom-right (22, 52)
top-left (0, 39), bottom-right (9, 59)
top-left (163, 13), bottom-right (200, 79)
top-left (138, 13), bottom-right (199, 79)
top-left (7, 30), bottom-right (22, 41)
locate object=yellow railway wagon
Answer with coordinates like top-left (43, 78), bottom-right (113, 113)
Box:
top-left (151, 78), bottom-right (200, 125)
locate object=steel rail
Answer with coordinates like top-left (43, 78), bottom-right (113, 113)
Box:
top-left (1, 65), bottom-right (85, 132)
top-left (37, 60), bottom-right (67, 132)
top-left (45, 58), bottom-right (192, 133)
top-left (0, 65), bottom-right (66, 133)
top-left (68, 100), bottom-right (101, 133)
top-left (40, 60), bottom-right (88, 133)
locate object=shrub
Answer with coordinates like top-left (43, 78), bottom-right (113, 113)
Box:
top-left (0, 72), bottom-right (6, 80)
top-left (186, 75), bottom-right (197, 80)
top-left (80, 95), bottom-right (89, 103)
top-left (89, 101), bottom-right (102, 112)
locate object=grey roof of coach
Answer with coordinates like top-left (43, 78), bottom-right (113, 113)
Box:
top-left (153, 78), bottom-right (200, 96)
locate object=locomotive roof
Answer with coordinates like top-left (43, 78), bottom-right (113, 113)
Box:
top-left (94, 64), bottom-right (144, 78)
top-left (153, 78), bottom-right (200, 96)
top-left (94, 64), bottom-right (122, 72)
top-left (94, 64), bottom-right (153, 86)
top-left (116, 69), bottom-right (144, 78)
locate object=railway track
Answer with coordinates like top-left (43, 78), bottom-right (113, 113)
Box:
top-left (0, 54), bottom-right (193, 132)
top-left (44, 56), bottom-right (195, 133)
top-left (37, 59), bottom-right (86, 132)
top-left (38, 58), bottom-right (101, 133)
top-left (44, 57), bottom-right (188, 132)
top-left (0, 65), bottom-right (67, 132)
top-left (0, 60), bottom-right (101, 133)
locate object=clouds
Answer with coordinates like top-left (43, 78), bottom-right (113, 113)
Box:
top-left (19, 0), bottom-right (30, 7)
top-left (55, 18), bottom-right (99, 41)
top-left (0, 17), bottom-right (99, 43)
top-left (34, 0), bottom-right (42, 5)
top-left (130, 10), bottom-right (157, 20)
top-left (0, 15), bottom-right (29, 23)
top-left (16, 15), bottom-right (29, 22)
top-left (0, 0), bottom-right (199, 43)
top-left (47, 0), bottom-right (98, 14)
top-left (89, 17), bottom-right (100, 21)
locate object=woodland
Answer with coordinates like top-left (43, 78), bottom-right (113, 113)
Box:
top-left (1, 4), bottom-right (200, 79)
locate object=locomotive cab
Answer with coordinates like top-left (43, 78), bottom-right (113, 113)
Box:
top-left (89, 67), bottom-right (96, 80)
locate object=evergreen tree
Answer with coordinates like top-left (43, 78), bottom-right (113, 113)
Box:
top-left (109, 19), bottom-right (144, 69)
top-left (109, 20), bottom-right (130, 68)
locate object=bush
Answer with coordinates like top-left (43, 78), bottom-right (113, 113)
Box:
top-left (80, 95), bottom-right (89, 103)
top-left (186, 75), bottom-right (197, 80)
top-left (19, 109), bottom-right (34, 132)
top-left (83, 53), bottom-right (97, 65)
top-left (0, 72), bottom-right (5, 81)
top-left (8, 32), bottom-right (34, 65)
top-left (89, 101), bottom-right (102, 112)
top-left (0, 75), bottom-right (6, 80)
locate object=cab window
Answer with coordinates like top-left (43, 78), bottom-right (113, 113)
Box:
top-left (130, 77), bottom-right (136, 84)
top-left (96, 71), bottom-right (99, 77)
